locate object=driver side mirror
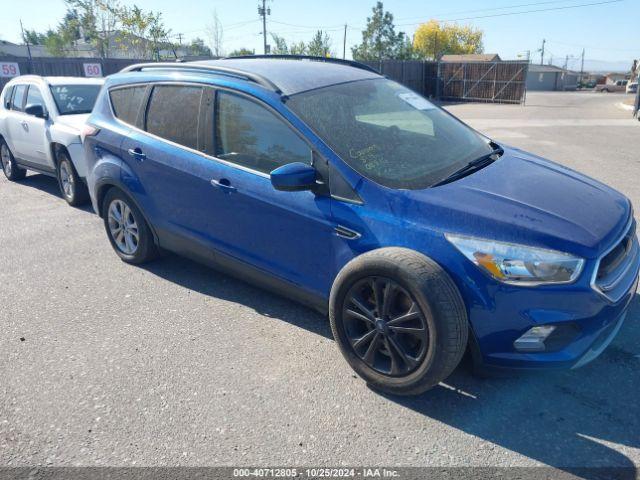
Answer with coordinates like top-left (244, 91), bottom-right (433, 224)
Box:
top-left (25, 104), bottom-right (48, 119)
top-left (270, 162), bottom-right (317, 192)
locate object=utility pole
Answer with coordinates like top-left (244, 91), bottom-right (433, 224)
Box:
top-left (177, 33), bottom-right (183, 45)
top-left (564, 55), bottom-right (569, 70)
top-left (258, 0), bottom-right (271, 54)
top-left (580, 48), bottom-right (585, 83)
top-left (433, 31), bottom-right (438, 61)
top-left (539, 38), bottom-right (545, 65)
top-left (19, 20), bottom-right (33, 62)
top-left (343, 24), bottom-right (347, 60)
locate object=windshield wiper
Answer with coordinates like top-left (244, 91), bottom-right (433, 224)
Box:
top-left (432, 146), bottom-right (504, 187)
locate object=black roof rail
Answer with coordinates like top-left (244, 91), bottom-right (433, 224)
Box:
top-left (119, 62), bottom-right (282, 93)
top-left (222, 55), bottom-right (380, 74)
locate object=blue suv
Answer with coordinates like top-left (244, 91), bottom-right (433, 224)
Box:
top-left (83, 57), bottom-right (639, 395)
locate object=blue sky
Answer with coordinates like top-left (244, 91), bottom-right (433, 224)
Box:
top-left (1, 0), bottom-right (638, 71)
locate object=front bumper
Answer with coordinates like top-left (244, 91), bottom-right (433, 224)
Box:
top-left (462, 220), bottom-right (640, 371)
top-left (473, 264), bottom-right (638, 371)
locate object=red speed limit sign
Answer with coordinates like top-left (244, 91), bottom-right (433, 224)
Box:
top-left (0, 62), bottom-right (20, 78)
top-left (83, 63), bottom-right (103, 77)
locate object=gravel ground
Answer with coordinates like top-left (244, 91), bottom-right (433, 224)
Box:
top-left (0, 91), bottom-right (638, 472)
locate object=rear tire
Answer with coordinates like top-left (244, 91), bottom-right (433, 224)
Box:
top-left (56, 150), bottom-right (89, 206)
top-left (102, 188), bottom-right (158, 264)
top-left (1, 140), bottom-right (26, 181)
top-left (329, 248), bottom-right (468, 396)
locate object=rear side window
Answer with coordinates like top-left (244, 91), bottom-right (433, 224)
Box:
top-left (109, 86), bottom-right (147, 126)
top-left (145, 85), bottom-right (203, 150)
top-left (11, 85), bottom-right (27, 112)
top-left (215, 91), bottom-right (311, 174)
top-left (3, 86), bottom-right (14, 109)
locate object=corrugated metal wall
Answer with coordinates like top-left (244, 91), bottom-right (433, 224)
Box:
top-left (0, 57), bottom-right (142, 91)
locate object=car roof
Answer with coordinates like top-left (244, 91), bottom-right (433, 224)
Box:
top-left (185, 58), bottom-right (381, 96)
top-left (6, 75), bottom-right (104, 86)
top-left (44, 76), bottom-right (105, 85)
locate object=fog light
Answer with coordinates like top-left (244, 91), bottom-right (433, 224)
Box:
top-left (514, 325), bottom-right (557, 352)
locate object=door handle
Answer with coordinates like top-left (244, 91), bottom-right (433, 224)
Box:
top-left (210, 178), bottom-right (237, 193)
top-left (21, 121), bottom-right (28, 131)
top-left (128, 148), bottom-right (146, 161)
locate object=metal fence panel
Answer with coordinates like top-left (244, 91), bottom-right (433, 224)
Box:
top-left (438, 60), bottom-right (528, 104)
top-left (1, 56), bottom-right (529, 104)
top-left (362, 59), bottom-right (528, 104)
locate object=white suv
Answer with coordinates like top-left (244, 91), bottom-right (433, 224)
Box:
top-left (0, 76), bottom-right (104, 206)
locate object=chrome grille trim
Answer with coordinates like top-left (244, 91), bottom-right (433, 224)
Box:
top-left (591, 216), bottom-right (639, 302)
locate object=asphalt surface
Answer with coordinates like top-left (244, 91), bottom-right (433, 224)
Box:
top-left (1, 92), bottom-right (639, 472)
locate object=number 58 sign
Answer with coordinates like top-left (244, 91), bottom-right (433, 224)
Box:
top-left (0, 62), bottom-right (20, 78)
top-left (83, 63), bottom-right (103, 77)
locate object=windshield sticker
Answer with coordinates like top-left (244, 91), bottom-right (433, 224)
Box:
top-left (398, 92), bottom-right (436, 111)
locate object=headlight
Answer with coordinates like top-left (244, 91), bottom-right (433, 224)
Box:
top-left (446, 234), bottom-right (585, 285)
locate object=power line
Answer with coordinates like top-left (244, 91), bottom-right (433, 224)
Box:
top-left (262, 0), bottom-right (623, 35)
top-left (394, 0), bottom-right (581, 22)
top-left (395, 0), bottom-right (624, 26)
top-left (269, 19), bottom-right (344, 30)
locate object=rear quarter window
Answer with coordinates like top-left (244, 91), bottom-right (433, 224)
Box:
top-left (3, 86), bottom-right (14, 109)
top-left (11, 85), bottom-right (27, 112)
top-left (109, 85), bottom-right (147, 126)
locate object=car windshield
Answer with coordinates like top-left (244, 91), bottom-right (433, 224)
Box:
top-left (49, 84), bottom-right (101, 115)
top-left (287, 78), bottom-right (494, 189)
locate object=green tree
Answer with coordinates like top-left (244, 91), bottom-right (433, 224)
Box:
top-left (44, 30), bottom-right (67, 56)
top-left (352, 2), bottom-right (407, 61)
top-left (66, 0), bottom-right (121, 58)
top-left (395, 32), bottom-right (416, 60)
top-left (307, 30), bottom-right (332, 57)
top-left (228, 47), bottom-right (255, 57)
top-left (22, 29), bottom-right (47, 45)
top-left (117, 5), bottom-right (168, 59)
top-left (413, 20), bottom-right (483, 60)
top-left (270, 33), bottom-right (290, 55)
top-left (188, 38), bottom-right (212, 57)
top-left (269, 34), bottom-right (308, 55)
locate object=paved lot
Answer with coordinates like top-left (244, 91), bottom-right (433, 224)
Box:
top-left (1, 92), bottom-right (639, 472)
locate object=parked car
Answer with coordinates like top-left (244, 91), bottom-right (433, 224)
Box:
top-left (595, 80), bottom-right (628, 92)
top-left (0, 75), bottom-right (104, 205)
top-left (83, 58), bottom-right (639, 395)
top-left (626, 81), bottom-right (638, 94)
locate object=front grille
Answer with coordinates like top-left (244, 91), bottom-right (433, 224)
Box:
top-left (593, 219), bottom-right (640, 302)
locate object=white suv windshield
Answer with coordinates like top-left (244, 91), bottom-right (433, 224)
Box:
top-left (287, 78), bottom-right (493, 189)
top-left (50, 84), bottom-right (101, 115)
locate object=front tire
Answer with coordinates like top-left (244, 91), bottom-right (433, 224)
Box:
top-left (1, 140), bottom-right (26, 181)
top-left (56, 151), bottom-right (89, 206)
top-left (102, 188), bottom-right (158, 264)
top-left (329, 248), bottom-right (468, 396)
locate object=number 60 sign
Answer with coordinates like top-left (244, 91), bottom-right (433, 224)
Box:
top-left (0, 62), bottom-right (20, 78)
top-left (83, 63), bottom-right (103, 77)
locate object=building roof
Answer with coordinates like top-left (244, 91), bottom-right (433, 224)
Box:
top-left (440, 54), bottom-right (501, 62)
top-left (192, 58), bottom-right (381, 95)
top-left (527, 64), bottom-right (580, 75)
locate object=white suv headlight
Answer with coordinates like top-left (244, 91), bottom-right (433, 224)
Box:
top-left (445, 234), bottom-right (585, 285)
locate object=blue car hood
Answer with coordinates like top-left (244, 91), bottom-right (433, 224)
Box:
top-left (394, 148), bottom-right (631, 259)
